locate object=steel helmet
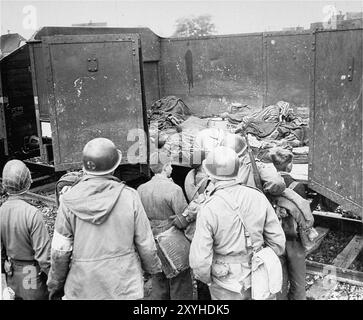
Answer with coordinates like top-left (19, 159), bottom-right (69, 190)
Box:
top-left (82, 138), bottom-right (122, 175)
top-left (222, 133), bottom-right (247, 157)
top-left (2, 160), bottom-right (32, 195)
top-left (202, 146), bottom-right (239, 181)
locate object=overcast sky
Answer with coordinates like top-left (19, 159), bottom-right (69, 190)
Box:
top-left (1, 0), bottom-right (362, 39)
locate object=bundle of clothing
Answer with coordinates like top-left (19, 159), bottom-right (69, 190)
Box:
top-left (225, 101), bottom-right (309, 148)
top-left (148, 96), bottom-right (192, 131)
top-left (148, 96), bottom-right (309, 165)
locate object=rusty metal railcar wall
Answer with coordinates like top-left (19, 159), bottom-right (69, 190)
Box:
top-left (160, 34), bottom-right (264, 115)
top-left (38, 34), bottom-right (147, 171)
top-left (31, 27), bottom-right (161, 109)
top-left (160, 31), bottom-right (312, 116)
top-left (309, 28), bottom-right (362, 217)
top-left (264, 31), bottom-right (312, 117)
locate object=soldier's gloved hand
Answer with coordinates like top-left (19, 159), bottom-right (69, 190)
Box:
top-left (170, 215), bottom-right (189, 230)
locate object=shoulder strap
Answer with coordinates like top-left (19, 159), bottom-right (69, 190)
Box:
top-left (288, 180), bottom-right (299, 190)
top-left (190, 176), bottom-right (210, 201)
top-left (212, 189), bottom-right (254, 251)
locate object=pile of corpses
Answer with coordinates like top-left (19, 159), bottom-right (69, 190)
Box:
top-left (148, 96), bottom-right (309, 166)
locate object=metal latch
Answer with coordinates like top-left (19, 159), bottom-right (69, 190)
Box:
top-left (87, 58), bottom-right (98, 72)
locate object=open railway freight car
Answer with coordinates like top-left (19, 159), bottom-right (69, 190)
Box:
top-left (0, 27), bottom-right (162, 184)
top-left (157, 27), bottom-right (362, 218)
top-left (0, 26), bottom-right (361, 217)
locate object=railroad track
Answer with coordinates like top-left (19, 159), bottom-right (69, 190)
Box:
top-left (306, 212), bottom-right (363, 299)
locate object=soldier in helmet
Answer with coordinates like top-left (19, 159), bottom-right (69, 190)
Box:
top-left (47, 137), bottom-right (161, 300)
top-left (0, 160), bottom-right (51, 300)
top-left (221, 133), bottom-right (286, 195)
top-left (189, 146), bottom-right (285, 300)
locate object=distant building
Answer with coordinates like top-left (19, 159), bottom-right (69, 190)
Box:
top-left (0, 33), bottom-right (26, 59)
top-left (72, 21), bottom-right (108, 27)
top-left (346, 12), bottom-right (363, 20)
top-left (310, 11), bottom-right (362, 30)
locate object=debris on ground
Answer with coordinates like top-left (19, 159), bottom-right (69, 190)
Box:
top-left (335, 206), bottom-right (362, 220)
top-left (305, 273), bottom-right (363, 300)
top-left (327, 282), bottom-right (363, 300)
top-left (306, 230), bottom-right (354, 264)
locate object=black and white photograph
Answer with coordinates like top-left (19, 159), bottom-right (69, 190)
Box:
top-left (0, 0), bottom-right (362, 307)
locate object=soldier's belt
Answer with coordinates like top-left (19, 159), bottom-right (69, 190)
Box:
top-left (11, 259), bottom-right (37, 266)
top-left (213, 253), bottom-right (251, 264)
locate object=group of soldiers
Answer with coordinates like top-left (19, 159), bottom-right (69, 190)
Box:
top-left (1, 127), bottom-right (314, 300)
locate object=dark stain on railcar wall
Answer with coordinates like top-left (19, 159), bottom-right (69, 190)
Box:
top-left (160, 34), bottom-right (264, 115)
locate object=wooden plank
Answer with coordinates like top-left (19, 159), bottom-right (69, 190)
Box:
top-left (29, 181), bottom-right (56, 194)
top-left (306, 260), bottom-right (363, 287)
top-left (313, 211), bottom-right (363, 234)
top-left (20, 191), bottom-right (56, 206)
top-left (332, 235), bottom-right (363, 269)
top-left (313, 210), bottom-right (361, 222)
top-left (306, 226), bottom-right (329, 255)
top-left (31, 175), bottom-right (52, 183)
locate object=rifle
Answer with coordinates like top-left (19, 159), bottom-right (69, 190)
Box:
top-left (235, 125), bottom-right (264, 191)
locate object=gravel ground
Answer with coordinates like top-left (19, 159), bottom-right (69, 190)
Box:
top-left (305, 274), bottom-right (363, 300)
top-left (306, 230), bottom-right (355, 264)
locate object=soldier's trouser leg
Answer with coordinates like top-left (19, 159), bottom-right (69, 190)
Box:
top-left (286, 239), bottom-right (306, 300)
top-left (276, 253), bottom-right (289, 300)
top-left (151, 272), bottom-right (170, 300)
top-left (170, 268), bottom-right (193, 300)
top-left (7, 263), bottom-right (48, 300)
top-left (197, 280), bottom-right (211, 300)
top-left (209, 283), bottom-right (251, 300)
